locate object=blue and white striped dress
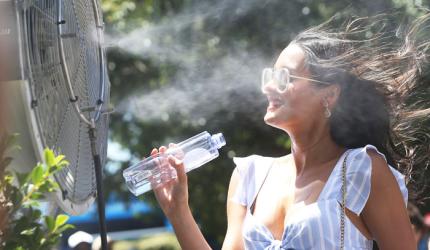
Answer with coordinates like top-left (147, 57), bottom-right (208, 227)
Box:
top-left (232, 145), bottom-right (408, 250)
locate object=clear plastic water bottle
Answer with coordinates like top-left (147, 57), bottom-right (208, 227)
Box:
top-left (123, 131), bottom-right (226, 196)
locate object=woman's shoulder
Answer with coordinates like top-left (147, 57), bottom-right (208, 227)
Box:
top-left (346, 145), bottom-right (394, 171)
top-left (230, 155), bottom-right (280, 207)
top-left (343, 144), bottom-right (408, 213)
top-left (349, 144), bottom-right (403, 178)
top-left (233, 154), bottom-right (278, 166)
top-left (348, 144), bottom-right (386, 159)
top-left (232, 154), bottom-right (284, 179)
top-left (233, 154), bottom-right (277, 163)
top-left (347, 144), bottom-right (405, 180)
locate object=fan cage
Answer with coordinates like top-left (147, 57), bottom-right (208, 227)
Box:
top-left (21, 0), bottom-right (110, 215)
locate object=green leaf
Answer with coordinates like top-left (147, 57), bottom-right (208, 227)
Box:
top-left (31, 165), bottom-right (44, 186)
top-left (45, 216), bottom-right (55, 232)
top-left (49, 180), bottom-right (59, 190)
top-left (38, 182), bottom-right (49, 193)
top-left (20, 227), bottom-right (36, 235)
top-left (57, 160), bottom-right (69, 168)
top-left (54, 214), bottom-right (69, 231)
top-left (30, 192), bottom-right (44, 200)
top-left (56, 224), bottom-right (75, 233)
top-left (25, 200), bottom-right (40, 207)
top-left (32, 209), bottom-right (42, 220)
top-left (15, 172), bottom-right (30, 187)
top-left (44, 149), bottom-right (55, 167)
top-left (40, 238), bottom-right (46, 245)
top-left (53, 155), bottom-right (65, 165)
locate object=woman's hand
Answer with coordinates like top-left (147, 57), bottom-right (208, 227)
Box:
top-left (149, 145), bottom-right (212, 250)
top-left (150, 145), bottom-right (189, 219)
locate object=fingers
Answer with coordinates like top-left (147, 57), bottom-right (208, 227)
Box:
top-left (168, 143), bottom-right (185, 159)
top-left (159, 146), bottom-right (167, 154)
top-left (150, 148), bottom-right (158, 156)
top-left (150, 148), bottom-right (167, 178)
top-left (151, 146), bottom-right (168, 156)
top-left (168, 155), bottom-right (187, 183)
top-left (149, 145), bottom-right (186, 184)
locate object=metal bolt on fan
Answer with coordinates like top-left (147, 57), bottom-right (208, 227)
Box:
top-left (1, 0), bottom-right (111, 248)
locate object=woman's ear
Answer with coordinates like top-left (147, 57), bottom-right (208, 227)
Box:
top-left (324, 84), bottom-right (341, 108)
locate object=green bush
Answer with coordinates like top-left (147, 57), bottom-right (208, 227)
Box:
top-left (0, 134), bottom-right (74, 250)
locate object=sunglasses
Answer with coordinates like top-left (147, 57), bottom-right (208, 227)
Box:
top-left (261, 67), bottom-right (331, 92)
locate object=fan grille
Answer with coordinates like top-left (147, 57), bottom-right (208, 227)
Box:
top-left (24, 0), bottom-right (109, 213)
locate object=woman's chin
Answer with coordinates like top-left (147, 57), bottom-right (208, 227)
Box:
top-left (264, 111), bottom-right (292, 130)
top-left (264, 113), bottom-right (281, 127)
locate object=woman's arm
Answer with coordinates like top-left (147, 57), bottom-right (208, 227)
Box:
top-left (222, 168), bottom-right (246, 250)
top-left (152, 147), bottom-right (246, 250)
top-left (152, 147), bottom-right (211, 250)
top-left (361, 150), bottom-right (415, 250)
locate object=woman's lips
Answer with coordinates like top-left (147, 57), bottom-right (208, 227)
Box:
top-left (267, 96), bottom-right (284, 110)
top-left (268, 102), bottom-right (280, 109)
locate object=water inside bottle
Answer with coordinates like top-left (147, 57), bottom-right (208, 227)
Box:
top-left (126, 148), bottom-right (214, 195)
top-left (126, 162), bottom-right (177, 196)
top-left (126, 168), bottom-right (153, 195)
top-left (183, 148), bottom-right (215, 172)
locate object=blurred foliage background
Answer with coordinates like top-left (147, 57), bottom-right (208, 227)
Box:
top-left (100, 0), bottom-right (429, 248)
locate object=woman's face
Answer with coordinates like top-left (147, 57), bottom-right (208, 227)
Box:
top-left (262, 44), bottom-right (328, 131)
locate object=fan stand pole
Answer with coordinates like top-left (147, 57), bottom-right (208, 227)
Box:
top-left (89, 126), bottom-right (108, 250)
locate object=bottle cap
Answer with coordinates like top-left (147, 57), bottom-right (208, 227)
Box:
top-left (211, 133), bottom-right (226, 149)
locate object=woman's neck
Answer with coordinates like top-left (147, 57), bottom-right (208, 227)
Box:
top-left (287, 126), bottom-right (345, 176)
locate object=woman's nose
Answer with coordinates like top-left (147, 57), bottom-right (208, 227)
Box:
top-left (261, 79), bottom-right (277, 94)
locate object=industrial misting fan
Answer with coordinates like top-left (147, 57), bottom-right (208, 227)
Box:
top-left (0, 0), bottom-right (111, 248)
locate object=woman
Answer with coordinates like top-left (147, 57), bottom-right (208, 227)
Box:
top-left (150, 13), bottom-right (430, 250)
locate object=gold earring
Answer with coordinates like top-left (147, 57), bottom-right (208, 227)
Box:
top-left (323, 99), bottom-right (331, 118)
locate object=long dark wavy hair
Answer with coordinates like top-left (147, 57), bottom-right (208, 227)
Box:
top-left (291, 12), bottom-right (430, 201)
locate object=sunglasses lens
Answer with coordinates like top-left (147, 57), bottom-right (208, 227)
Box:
top-left (261, 68), bottom-right (289, 92)
top-left (276, 68), bottom-right (289, 92)
top-left (261, 68), bottom-right (272, 91)
top-left (275, 69), bottom-right (284, 91)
